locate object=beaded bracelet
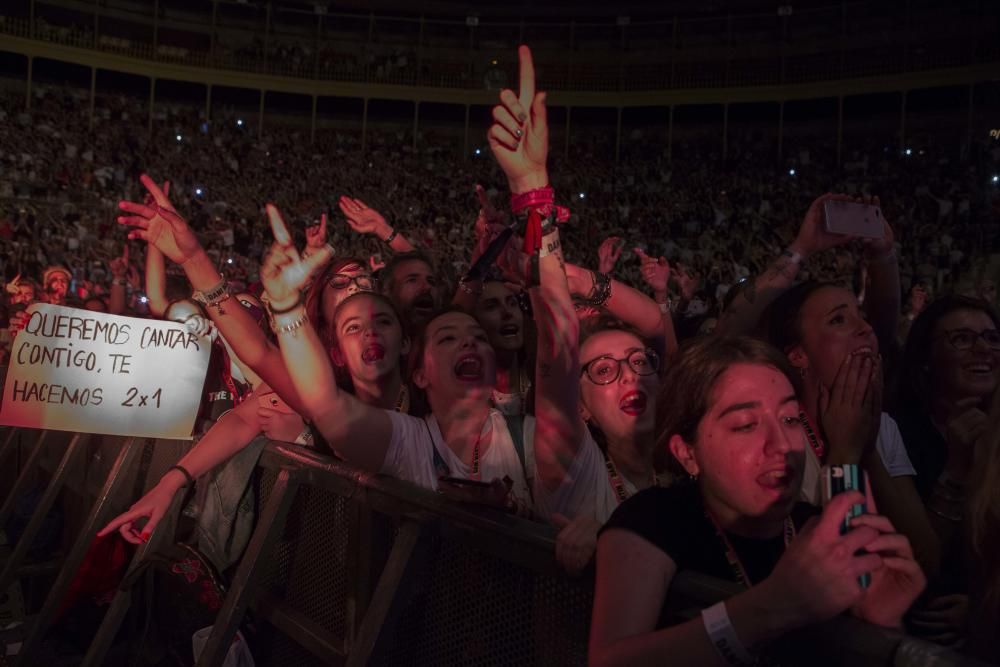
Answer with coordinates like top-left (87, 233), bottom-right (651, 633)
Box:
top-left (271, 311), bottom-right (309, 336)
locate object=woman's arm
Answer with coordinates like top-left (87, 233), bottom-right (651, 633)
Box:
top-left (144, 244), bottom-right (169, 318)
top-left (564, 262), bottom-right (663, 341)
top-left (717, 193), bottom-right (856, 336)
top-left (97, 392), bottom-right (266, 544)
top-left (262, 204), bottom-right (394, 472)
top-left (339, 196), bottom-right (416, 254)
top-left (487, 46), bottom-right (585, 494)
top-left (590, 530), bottom-right (794, 667)
top-left (118, 175), bottom-right (307, 415)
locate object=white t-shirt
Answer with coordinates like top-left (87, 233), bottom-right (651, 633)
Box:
top-left (533, 428), bottom-right (631, 525)
top-left (381, 409), bottom-right (535, 511)
top-left (800, 413), bottom-right (916, 505)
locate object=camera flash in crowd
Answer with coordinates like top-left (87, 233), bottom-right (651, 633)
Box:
top-left (475, 148), bottom-right (481, 155)
top-left (237, 118), bottom-right (244, 127)
top-left (176, 134), bottom-right (182, 142)
top-left (905, 148), bottom-right (912, 155)
top-left (139, 295), bottom-right (148, 304)
top-left (195, 187), bottom-right (203, 196)
top-left (789, 168), bottom-right (796, 176)
top-left (226, 258), bottom-right (234, 264)
top-left (578, 192), bottom-right (586, 199)
top-left (992, 175), bottom-right (998, 184)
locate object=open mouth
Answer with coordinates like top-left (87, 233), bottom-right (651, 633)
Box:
top-left (619, 391), bottom-right (648, 416)
top-left (963, 361), bottom-right (995, 376)
top-left (499, 324), bottom-right (520, 338)
top-left (454, 354), bottom-right (484, 381)
top-left (756, 467), bottom-right (794, 490)
top-left (361, 344), bottom-right (386, 363)
top-left (412, 293), bottom-right (435, 313)
top-left (850, 345), bottom-right (877, 358)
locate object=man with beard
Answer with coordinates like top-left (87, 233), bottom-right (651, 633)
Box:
top-left (381, 251), bottom-right (442, 332)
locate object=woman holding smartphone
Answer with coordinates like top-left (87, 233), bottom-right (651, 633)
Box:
top-left (589, 336), bottom-right (925, 666)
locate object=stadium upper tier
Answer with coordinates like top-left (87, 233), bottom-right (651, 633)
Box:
top-left (1, 0), bottom-right (998, 96)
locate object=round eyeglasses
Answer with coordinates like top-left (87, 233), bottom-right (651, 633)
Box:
top-left (328, 274), bottom-right (375, 291)
top-left (581, 348), bottom-right (660, 385)
top-left (939, 328), bottom-right (1000, 351)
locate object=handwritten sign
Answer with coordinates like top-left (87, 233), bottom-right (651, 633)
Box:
top-left (1, 304), bottom-right (211, 439)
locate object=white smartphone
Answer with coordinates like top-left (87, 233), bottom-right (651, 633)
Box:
top-left (823, 200), bottom-right (884, 239)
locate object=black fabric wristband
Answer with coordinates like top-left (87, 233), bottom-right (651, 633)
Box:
top-left (168, 464), bottom-right (195, 487)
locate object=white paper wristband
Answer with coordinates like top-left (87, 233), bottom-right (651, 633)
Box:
top-left (702, 601), bottom-right (754, 666)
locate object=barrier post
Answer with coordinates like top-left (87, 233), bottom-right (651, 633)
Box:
top-left (0, 433), bottom-right (86, 592)
top-left (0, 431), bottom-right (48, 529)
top-left (14, 436), bottom-right (142, 665)
top-left (195, 467), bottom-right (302, 667)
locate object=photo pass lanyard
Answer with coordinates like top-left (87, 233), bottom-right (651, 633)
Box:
top-left (705, 509), bottom-right (796, 588)
top-left (602, 450), bottom-right (659, 505)
top-left (799, 410), bottom-right (826, 462)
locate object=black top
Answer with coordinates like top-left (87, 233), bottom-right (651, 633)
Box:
top-left (601, 482), bottom-right (818, 629)
top-left (893, 406), bottom-right (946, 500)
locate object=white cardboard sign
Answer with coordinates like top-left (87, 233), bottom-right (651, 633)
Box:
top-left (1, 303), bottom-right (210, 439)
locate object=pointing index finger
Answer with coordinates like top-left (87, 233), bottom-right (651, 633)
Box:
top-left (140, 174), bottom-right (172, 209)
top-left (266, 204), bottom-right (292, 247)
top-left (517, 45), bottom-right (535, 117)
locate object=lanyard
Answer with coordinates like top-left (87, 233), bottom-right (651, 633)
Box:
top-left (704, 509), bottom-right (796, 588)
top-left (799, 410), bottom-right (825, 462)
top-left (468, 412), bottom-right (492, 481)
top-left (602, 451), bottom-right (659, 504)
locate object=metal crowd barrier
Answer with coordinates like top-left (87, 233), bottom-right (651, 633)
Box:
top-left (0, 429), bottom-right (989, 666)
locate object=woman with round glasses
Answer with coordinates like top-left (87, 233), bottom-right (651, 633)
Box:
top-left (891, 296), bottom-right (999, 645)
top-left (895, 295), bottom-right (1000, 500)
top-left (531, 320), bottom-right (663, 536)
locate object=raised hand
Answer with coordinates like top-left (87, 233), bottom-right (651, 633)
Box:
top-left (117, 174), bottom-right (204, 265)
top-left (859, 195), bottom-right (895, 259)
top-left (109, 243), bottom-right (129, 279)
top-left (259, 204), bottom-right (333, 310)
top-left (908, 284), bottom-right (929, 316)
top-left (791, 192), bottom-right (858, 259)
top-left (305, 213), bottom-right (328, 250)
top-left (339, 196), bottom-right (391, 238)
top-left (635, 247), bottom-right (671, 295)
top-left (819, 352), bottom-right (882, 464)
top-left (488, 45), bottom-right (548, 194)
top-left (672, 264), bottom-right (699, 302)
top-left (597, 237), bottom-right (624, 274)
top-left (943, 397), bottom-right (988, 475)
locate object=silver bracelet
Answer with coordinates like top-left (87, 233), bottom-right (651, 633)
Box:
top-left (192, 278), bottom-right (228, 306)
top-left (271, 311), bottom-right (309, 336)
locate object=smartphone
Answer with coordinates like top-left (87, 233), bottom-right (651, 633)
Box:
top-left (258, 392), bottom-right (295, 414)
top-left (823, 200), bottom-right (884, 239)
top-left (824, 463), bottom-right (870, 589)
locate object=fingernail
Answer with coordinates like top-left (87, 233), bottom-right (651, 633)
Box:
top-left (518, 112), bottom-right (527, 123)
top-left (140, 531), bottom-right (151, 542)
